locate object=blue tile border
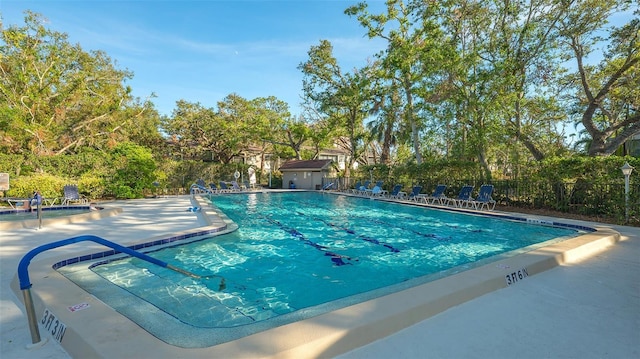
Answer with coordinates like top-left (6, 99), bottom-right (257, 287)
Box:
top-left (52, 225), bottom-right (228, 271)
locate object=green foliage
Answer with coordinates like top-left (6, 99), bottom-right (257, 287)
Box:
top-left (388, 160), bottom-right (481, 186)
top-left (107, 142), bottom-right (156, 199)
top-left (1, 11), bottom-right (153, 156)
top-left (4, 173), bottom-right (67, 199)
top-left (535, 156), bottom-right (640, 182)
top-left (77, 174), bottom-right (106, 200)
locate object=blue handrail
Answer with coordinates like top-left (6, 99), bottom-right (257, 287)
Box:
top-left (17, 234), bottom-right (222, 345)
top-left (19, 234), bottom-right (182, 290)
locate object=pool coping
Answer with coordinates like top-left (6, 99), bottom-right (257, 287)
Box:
top-left (10, 192), bottom-right (622, 358)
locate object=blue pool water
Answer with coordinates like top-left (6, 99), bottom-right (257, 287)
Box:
top-left (0, 207), bottom-right (92, 221)
top-left (76, 192), bottom-right (579, 332)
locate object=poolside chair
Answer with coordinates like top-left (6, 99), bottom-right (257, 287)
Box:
top-left (322, 182), bottom-right (335, 190)
top-left (5, 191), bottom-right (46, 209)
top-left (365, 184), bottom-right (384, 197)
top-left (190, 180), bottom-right (212, 195)
top-left (469, 184), bottom-right (496, 211)
top-left (62, 184), bottom-right (88, 206)
top-left (218, 181), bottom-right (233, 193)
top-left (347, 181), bottom-right (361, 194)
top-left (387, 184), bottom-right (404, 199)
top-left (444, 185), bottom-right (474, 208)
top-left (356, 180), bottom-right (371, 196)
top-left (209, 183), bottom-right (220, 194)
top-left (231, 181), bottom-right (243, 192)
top-left (364, 181), bottom-right (384, 196)
top-left (420, 184), bottom-right (447, 205)
top-left (407, 186), bottom-right (423, 201)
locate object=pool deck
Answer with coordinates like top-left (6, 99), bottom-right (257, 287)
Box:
top-left (1, 194), bottom-right (638, 358)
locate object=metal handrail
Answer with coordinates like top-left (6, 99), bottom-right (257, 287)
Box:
top-left (17, 234), bottom-right (217, 346)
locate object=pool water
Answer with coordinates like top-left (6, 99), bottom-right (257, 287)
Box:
top-left (0, 207), bottom-right (92, 221)
top-left (79, 192), bottom-right (578, 330)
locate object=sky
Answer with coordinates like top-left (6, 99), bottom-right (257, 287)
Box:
top-left (1, 0), bottom-right (388, 117)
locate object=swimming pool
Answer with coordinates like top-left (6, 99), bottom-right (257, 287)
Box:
top-left (57, 192), bottom-right (582, 347)
top-left (0, 207), bottom-right (92, 222)
top-left (0, 204), bottom-right (121, 231)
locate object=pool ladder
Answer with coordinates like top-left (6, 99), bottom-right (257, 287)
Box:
top-left (17, 234), bottom-right (213, 347)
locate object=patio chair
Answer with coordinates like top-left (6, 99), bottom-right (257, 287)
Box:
top-left (364, 181), bottom-right (384, 196)
top-left (322, 182), bottom-right (336, 190)
top-left (230, 181), bottom-right (243, 192)
top-left (346, 181), bottom-right (361, 194)
top-left (387, 184), bottom-right (404, 199)
top-left (356, 180), bottom-right (371, 196)
top-left (62, 184), bottom-right (88, 206)
top-left (407, 186), bottom-right (423, 201)
top-left (420, 184), bottom-right (447, 205)
top-left (190, 180), bottom-right (211, 195)
top-left (365, 184), bottom-right (385, 197)
top-left (444, 185), bottom-right (474, 207)
top-left (218, 181), bottom-right (233, 193)
top-left (468, 184), bottom-right (496, 211)
top-left (209, 183), bottom-right (220, 194)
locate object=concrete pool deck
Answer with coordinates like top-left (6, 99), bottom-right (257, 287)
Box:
top-left (1, 194), bottom-right (638, 358)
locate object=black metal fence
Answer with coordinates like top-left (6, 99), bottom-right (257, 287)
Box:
top-left (322, 177), bottom-right (639, 224)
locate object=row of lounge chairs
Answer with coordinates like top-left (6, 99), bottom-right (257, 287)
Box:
top-left (191, 179), bottom-right (257, 195)
top-left (3, 184), bottom-right (88, 209)
top-left (345, 182), bottom-right (496, 211)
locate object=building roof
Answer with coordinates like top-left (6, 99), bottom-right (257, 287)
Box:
top-left (279, 159), bottom-right (333, 171)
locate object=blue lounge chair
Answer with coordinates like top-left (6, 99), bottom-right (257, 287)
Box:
top-left (365, 184), bottom-right (384, 197)
top-left (322, 182), bottom-right (335, 190)
top-left (62, 184), bottom-right (88, 206)
top-left (469, 184), bottom-right (496, 210)
top-left (408, 186), bottom-right (423, 201)
top-left (364, 181), bottom-right (384, 196)
top-left (357, 180), bottom-right (371, 196)
top-left (218, 181), bottom-right (233, 193)
top-left (387, 184), bottom-right (403, 199)
top-left (420, 184), bottom-right (447, 205)
top-left (445, 185), bottom-right (474, 207)
top-left (191, 180), bottom-right (213, 195)
top-left (231, 181), bottom-right (243, 191)
top-left (349, 181), bottom-right (362, 194)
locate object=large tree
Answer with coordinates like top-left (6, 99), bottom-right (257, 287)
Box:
top-left (0, 11), bottom-right (155, 156)
top-left (346, 0), bottom-right (451, 165)
top-left (161, 94), bottom-right (292, 164)
top-left (299, 40), bottom-right (375, 176)
top-left (559, 2), bottom-right (639, 156)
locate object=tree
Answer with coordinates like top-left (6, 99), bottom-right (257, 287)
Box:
top-left (346, 0), bottom-right (450, 165)
top-left (299, 40), bottom-right (375, 176)
top-left (0, 11), bottom-right (155, 156)
top-left (559, 2), bottom-right (640, 156)
top-left (162, 94), bottom-right (292, 165)
top-left (367, 79), bottom-right (401, 165)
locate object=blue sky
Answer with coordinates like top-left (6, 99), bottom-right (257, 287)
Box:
top-left (1, 0), bottom-right (388, 117)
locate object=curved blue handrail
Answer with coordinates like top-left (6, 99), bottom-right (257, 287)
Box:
top-left (18, 235), bottom-right (171, 290)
